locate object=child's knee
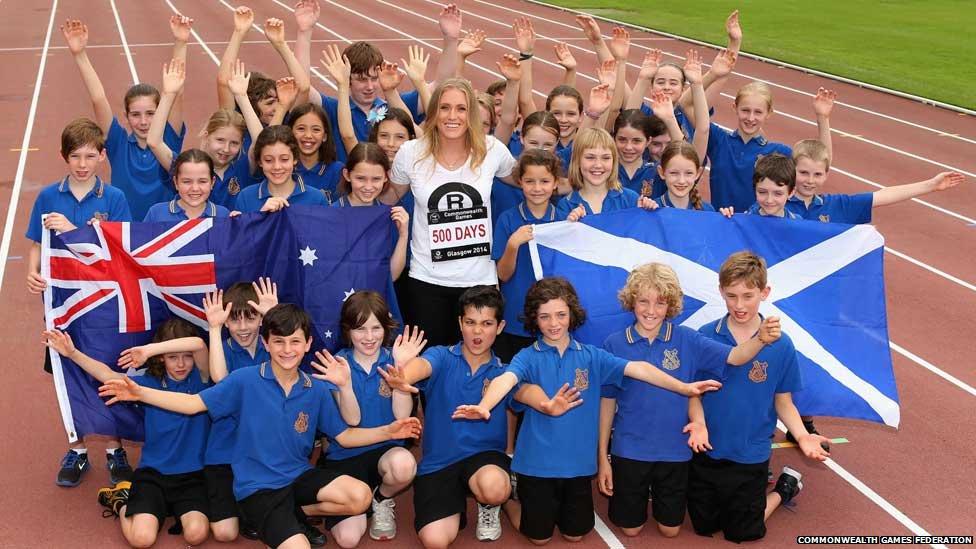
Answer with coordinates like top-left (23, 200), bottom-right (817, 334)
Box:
top-left (657, 523), bottom-right (680, 538)
top-left (384, 451), bottom-right (417, 485)
top-left (473, 469), bottom-right (509, 505)
top-left (529, 537), bottom-right (552, 546)
top-left (181, 517), bottom-right (209, 545)
top-left (331, 522), bottom-right (366, 549)
top-left (211, 522), bottom-right (238, 543)
top-left (126, 528), bottom-right (157, 549)
top-left (418, 523), bottom-right (458, 549)
top-left (345, 480), bottom-right (372, 513)
top-left (561, 534), bottom-right (583, 542)
top-left (621, 525), bottom-right (644, 537)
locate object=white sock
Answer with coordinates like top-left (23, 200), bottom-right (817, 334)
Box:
top-left (106, 446), bottom-right (121, 455)
top-left (70, 448), bottom-right (87, 455)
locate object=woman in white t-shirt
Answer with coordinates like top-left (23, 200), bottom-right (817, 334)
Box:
top-left (390, 78), bottom-right (517, 346)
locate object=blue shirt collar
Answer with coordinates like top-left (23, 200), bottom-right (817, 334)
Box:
top-left (168, 198), bottom-right (218, 218)
top-left (447, 342), bottom-right (503, 369)
top-left (787, 194), bottom-right (824, 207)
top-left (257, 175), bottom-right (308, 200)
top-left (731, 130), bottom-right (768, 146)
top-left (714, 313), bottom-right (764, 339)
top-left (531, 336), bottom-right (583, 353)
top-left (338, 347), bottom-right (393, 376)
top-left (58, 176), bottom-right (105, 199)
top-left (258, 361), bottom-right (312, 389)
top-left (517, 201), bottom-right (557, 222)
top-left (624, 321), bottom-right (673, 344)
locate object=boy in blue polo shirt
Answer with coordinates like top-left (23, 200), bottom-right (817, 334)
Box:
top-left (598, 262), bottom-right (780, 539)
top-left (720, 154), bottom-right (801, 220)
top-left (789, 139), bottom-right (965, 224)
top-left (97, 304), bottom-right (421, 549)
top-left (691, 251), bottom-right (831, 543)
top-left (27, 117), bottom-right (133, 488)
top-left (454, 277), bottom-right (722, 545)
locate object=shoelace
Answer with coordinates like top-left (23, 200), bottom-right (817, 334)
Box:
top-left (478, 505), bottom-right (496, 526)
top-left (109, 449), bottom-right (130, 468)
top-left (61, 452), bottom-right (81, 468)
top-left (373, 500), bottom-right (396, 528)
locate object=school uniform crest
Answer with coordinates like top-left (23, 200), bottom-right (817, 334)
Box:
top-left (640, 180), bottom-right (653, 198)
top-left (294, 411), bottom-right (309, 433)
top-left (227, 177), bottom-right (241, 196)
top-left (818, 214), bottom-right (830, 223)
top-left (662, 348), bottom-right (680, 371)
top-left (574, 368), bottom-right (589, 391)
top-left (91, 211), bottom-right (109, 222)
top-left (378, 378), bottom-right (392, 398)
top-left (748, 361), bottom-right (768, 383)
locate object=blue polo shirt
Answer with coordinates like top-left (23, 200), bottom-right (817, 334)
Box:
top-left (602, 323), bottom-right (730, 463)
top-left (489, 136), bottom-right (571, 224)
top-left (654, 192), bottom-right (716, 212)
top-left (233, 176), bottom-right (330, 212)
top-left (492, 202), bottom-right (562, 337)
top-left (134, 370), bottom-right (210, 475)
top-left (212, 151), bottom-right (255, 210)
top-left (507, 338), bottom-right (628, 477)
top-left (786, 193), bottom-right (873, 224)
top-left (26, 177), bottom-right (131, 242)
top-left (555, 138), bottom-right (574, 162)
top-left (105, 118), bottom-right (185, 220)
top-left (320, 90), bottom-right (423, 163)
top-left (706, 124), bottom-right (792, 212)
top-left (416, 344), bottom-right (510, 475)
top-left (556, 187), bottom-right (639, 217)
top-left (326, 347), bottom-right (404, 461)
top-left (296, 160), bottom-right (343, 203)
top-left (143, 199), bottom-right (229, 222)
top-left (205, 337), bottom-right (269, 466)
top-left (641, 104), bottom-right (696, 141)
top-left (201, 363), bottom-right (349, 500)
top-left (697, 316), bottom-right (803, 464)
top-left (619, 161), bottom-right (663, 198)
top-left (745, 203), bottom-right (801, 219)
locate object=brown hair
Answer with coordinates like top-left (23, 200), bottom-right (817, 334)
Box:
top-left (618, 263), bottom-right (683, 319)
top-left (515, 148), bottom-right (561, 182)
top-left (521, 111), bottom-right (560, 141)
top-left (753, 153), bottom-right (795, 191)
top-left (123, 83), bottom-right (160, 113)
top-left (485, 80), bottom-right (507, 97)
top-left (367, 107), bottom-right (416, 142)
top-left (719, 251), bottom-right (767, 290)
top-left (792, 139), bottom-right (831, 171)
top-left (567, 128), bottom-right (621, 191)
top-left (419, 78), bottom-right (487, 173)
top-left (340, 142), bottom-right (391, 197)
top-left (145, 318), bottom-right (200, 379)
top-left (545, 85), bottom-right (583, 113)
top-left (288, 102), bottom-right (338, 165)
top-left (340, 290), bottom-right (398, 347)
top-left (476, 92), bottom-right (498, 132)
top-left (60, 118), bottom-right (105, 160)
top-left (247, 71), bottom-right (277, 115)
top-left (343, 41), bottom-right (383, 75)
top-left (223, 282), bottom-right (259, 321)
top-left (660, 141), bottom-right (704, 210)
top-left (255, 125), bottom-right (300, 168)
top-left (522, 277), bottom-right (586, 334)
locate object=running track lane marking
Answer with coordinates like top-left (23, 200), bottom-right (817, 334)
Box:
top-left (593, 513), bottom-right (626, 549)
top-left (475, 0), bottom-right (976, 143)
top-left (776, 420), bottom-right (948, 549)
top-left (109, 0), bottom-right (138, 83)
top-left (161, 0), bottom-right (220, 63)
top-left (0, 0), bottom-right (57, 294)
top-left (889, 342), bottom-right (976, 399)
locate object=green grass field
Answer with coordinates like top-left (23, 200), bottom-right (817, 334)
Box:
top-left (540, 0), bottom-right (975, 110)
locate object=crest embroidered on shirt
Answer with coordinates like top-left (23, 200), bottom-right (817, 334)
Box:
top-left (818, 214), bottom-right (830, 223)
top-left (228, 177), bottom-right (241, 196)
top-left (640, 180), bottom-right (653, 198)
top-left (748, 361), bottom-right (768, 383)
top-left (378, 378), bottom-right (392, 398)
top-left (574, 368), bottom-right (589, 391)
top-left (482, 378), bottom-right (491, 397)
top-left (294, 411), bottom-right (309, 433)
top-left (91, 211), bottom-right (109, 222)
top-left (663, 348), bottom-right (680, 371)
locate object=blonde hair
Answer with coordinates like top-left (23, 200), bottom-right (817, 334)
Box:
top-left (719, 251), bottom-right (767, 290)
top-left (419, 78), bottom-right (487, 173)
top-left (618, 263), bottom-right (684, 319)
top-left (734, 81), bottom-right (774, 111)
top-left (792, 139), bottom-right (831, 170)
top-left (567, 128), bottom-right (621, 191)
top-left (199, 109), bottom-right (246, 142)
top-left (476, 92), bottom-right (497, 132)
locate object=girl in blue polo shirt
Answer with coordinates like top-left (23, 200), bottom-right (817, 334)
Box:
top-left (654, 142), bottom-right (715, 212)
top-left (318, 291), bottom-right (417, 545)
top-left (546, 85), bottom-right (583, 161)
top-left (144, 150), bottom-right (231, 222)
top-left (288, 103), bottom-right (343, 202)
top-left (234, 126), bottom-right (330, 213)
top-left (43, 319), bottom-right (211, 548)
top-left (558, 128), bottom-right (651, 221)
top-left (613, 110), bottom-right (662, 196)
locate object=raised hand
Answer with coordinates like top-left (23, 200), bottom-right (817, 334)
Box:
top-left (596, 59), bottom-right (617, 88)
top-left (248, 277), bottom-right (279, 315)
top-left (42, 213), bottom-right (77, 233)
top-left (575, 14), bottom-right (602, 44)
top-left (452, 403), bottom-right (490, 421)
top-left (553, 43), bottom-right (576, 70)
top-left (930, 171), bottom-right (965, 191)
top-left (798, 433), bottom-right (831, 461)
top-left (709, 48), bottom-right (737, 78)
top-left (401, 45), bottom-right (430, 84)
top-left (682, 379), bottom-right (722, 396)
top-left (457, 29), bottom-right (486, 58)
top-left (98, 377), bottom-right (143, 405)
top-left (203, 290), bottom-right (233, 329)
top-left (758, 316), bottom-right (781, 344)
top-left (608, 26), bottom-right (630, 61)
top-left (496, 53), bottom-right (521, 82)
top-left (513, 17), bottom-right (535, 54)
top-left (391, 206), bottom-right (409, 236)
top-left (233, 6), bottom-right (254, 33)
top-left (321, 44), bottom-right (350, 87)
top-left (228, 59), bottom-right (251, 96)
top-left (438, 3), bottom-right (462, 40)
top-left (43, 329), bottom-right (76, 357)
top-left (118, 345), bottom-right (150, 369)
top-left (378, 61), bottom-right (403, 92)
top-left (378, 364), bottom-right (420, 394)
top-left (293, 0), bottom-right (320, 33)
top-left (813, 87), bottom-right (837, 118)
top-left (386, 417), bottom-right (422, 439)
top-left (61, 19), bottom-right (88, 55)
top-left (684, 421), bottom-right (712, 453)
top-left (170, 14), bottom-right (193, 42)
top-left (311, 350), bottom-right (352, 387)
top-left (507, 224), bottom-right (533, 249)
top-left (719, 206), bottom-right (735, 218)
top-left (726, 10), bottom-right (742, 44)
top-left (161, 58), bottom-right (186, 95)
top-left (276, 77), bottom-right (298, 110)
top-left (638, 49), bottom-right (662, 80)
top-left (538, 383), bottom-right (583, 416)
top-left (264, 18), bottom-right (286, 46)
top-left (649, 89), bottom-right (675, 120)
top-left (391, 325), bottom-right (427, 366)
top-left (683, 49), bottom-right (703, 86)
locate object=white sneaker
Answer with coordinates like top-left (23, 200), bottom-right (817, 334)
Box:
top-left (369, 497), bottom-right (397, 541)
top-left (475, 502), bottom-right (502, 542)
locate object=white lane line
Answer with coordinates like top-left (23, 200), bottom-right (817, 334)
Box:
top-left (161, 0), bottom-right (220, 63)
top-left (830, 167), bottom-right (976, 226)
top-left (889, 342), bottom-right (976, 398)
top-left (593, 513), bottom-right (625, 549)
top-left (473, 0), bottom-right (976, 144)
top-left (0, 0), bottom-right (58, 293)
top-left (884, 246), bottom-right (976, 293)
top-left (108, 0), bottom-right (138, 83)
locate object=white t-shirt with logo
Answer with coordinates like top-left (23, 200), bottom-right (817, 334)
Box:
top-left (391, 136), bottom-right (516, 287)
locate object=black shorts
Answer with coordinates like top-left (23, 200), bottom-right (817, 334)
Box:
top-left (239, 468), bottom-right (344, 548)
top-left (607, 455), bottom-right (688, 529)
top-left (125, 467), bottom-right (208, 526)
top-left (413, 451), bottom-right (510, 533)
top-left (403, 277), bottom-right (469, 347)
top-left (687, 453), bottom-right (769, 542)
top-left (320, 444), bottom-right (400, 529)
top-left (516, 474), bottom-right (594, 540)
top-left (204, 464), bottom-right (239, 522)
top-left (493, 332), bottom-right (534, 364)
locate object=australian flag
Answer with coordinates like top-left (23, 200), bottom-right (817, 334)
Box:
top-left (527, 208), bottom-right (900, 427)
top-left (43, 205), bottom-right (396, 442)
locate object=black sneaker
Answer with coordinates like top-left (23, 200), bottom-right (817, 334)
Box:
top-left (57, 449), bottom-right (90, 487)
top-left (773, 467), bottom-right (803, 505)
top-left (106, 448), bottom-right (134, 485)
top-left (304, 523), bottom-right (326, 547)
top-left (97, 481), bottom-right (132, 518)
top-left (786, 419), bottom-right (820, 444)
top-left (240, 523), bottom-right (260, 540)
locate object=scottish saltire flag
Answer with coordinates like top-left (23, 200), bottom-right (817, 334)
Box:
top-left (528, 208), bottom-right (899, 427)
top-left (42, 205), bottom-right (395, 442)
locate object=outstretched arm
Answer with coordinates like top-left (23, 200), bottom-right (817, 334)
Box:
top-left (685, 50), bottom-right (710, 160)
top-left (624, 361), bottom-right (722, 396)
top-left (43, 329), bottom-right (124, 383)
top-left (293, 0), bottom-right (320, 106)
top-left (813, 87), bottom-right (836, 161)
top-left (493, 54), bottom-right (522, 146)
top-left (218, 6), bottom-right (254, 110)
top-left (436, 3), bottom-right (462, 83)
top-left (335, 417), bottom-right (422, 448)
top-left (452, 372), bottom-right (519, 420)
top-left (147, 59), bottom-right (183, 170)
top-left (553, 42), bottom-right (577, 88)
top-left (726, 316), bottom-right (780, 365)
top-left (390, 206), bottom-right (409, 281)
top-left (321, 45), bottom-right (357, 154)
top-left (775, 393), bottom-right (830, 461)
top-left (265, 18), bottom-right (310, 106)
top-left (203, 290), bottom-right (232, 383)
top-left (62, 20), bottom-right (113, 133)
top-left (624, 49), bottom-right (660, 111)
top-left (229, 61), bottom-right (264, 159)
top-left (873, 172), bottom-right (965, 208)
top-left (514, 17), bottom-right (538, 117)
top-left (99, 377), bottom-right (207, 414)
top-left (684, 396), bottom-right (712, 453)
top-left (168, 15), bottom-right (192, 131)
top-left (377, 326), bottom-right (431, 393)
top-left (576, 14), bottom-right (612, 63)
top-left (118, 336), bottom-right (209, 382)
top-left (401, 45), bottom-right (431, 120)
top-left (311, 350), bottom-right (361, 426)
